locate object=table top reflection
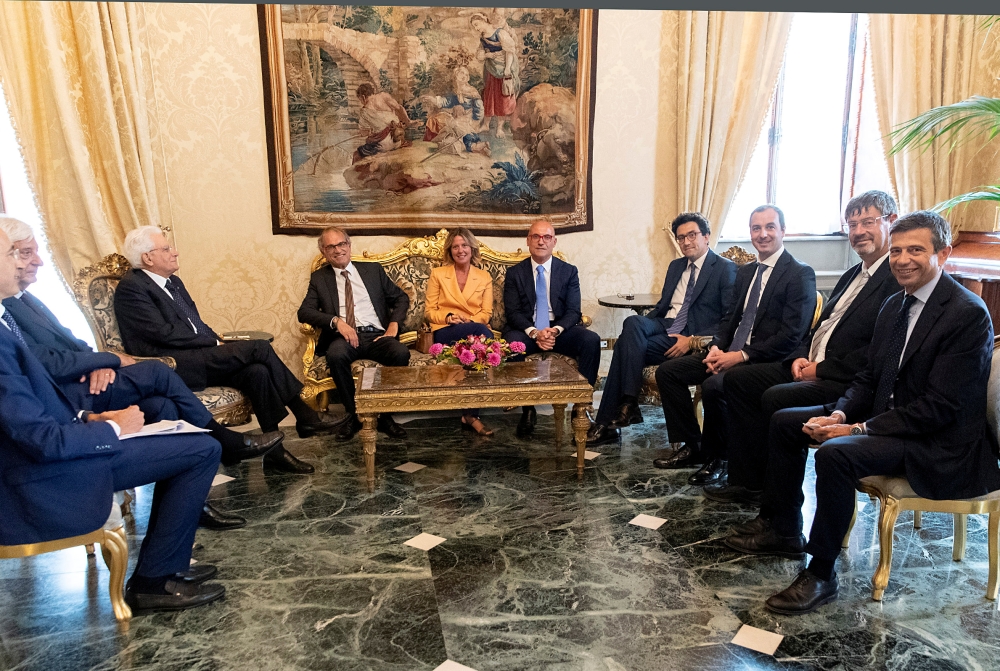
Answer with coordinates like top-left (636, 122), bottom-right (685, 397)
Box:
top-left (358, 359), bottom-right (588, 393)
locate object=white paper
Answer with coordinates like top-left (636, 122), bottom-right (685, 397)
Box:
top-left (211, 474), bottom-right (235, 487)
top-left (731, 624), bottom-right (784, 656)
top-left (119, 419), bottom-right (212, 440)
top-left (394, 462), bottom-right (426, 473)
top-left (434, 662), bottom-right (477, 671)
top-left (628, 514), bottom-right (667, 530)
top-left (570, 450), bottom-right (602, 460)
top-left (403, 533), bottom-right (447, 551)
top-left (361, 367), bottom-right (376, 390)
top-left (189, 558), bottom-right (198, 566)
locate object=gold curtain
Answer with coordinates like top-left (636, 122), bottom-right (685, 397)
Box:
top-left (655, 11), bottom-right (792, 251)
top-left (0, 2), bottom-right (168, 281)
top-left (869, 14), bottom-right (1000, 232)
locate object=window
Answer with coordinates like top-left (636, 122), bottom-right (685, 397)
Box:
top-left (720, 13), bottom-right (894, 239)
top-left (0, 84), bottom-right (97, 348)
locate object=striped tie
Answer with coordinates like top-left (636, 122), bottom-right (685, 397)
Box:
top-left (668, 262), bottom-right (697, 335)
top-left (1, 311), bottom-right (27, 347)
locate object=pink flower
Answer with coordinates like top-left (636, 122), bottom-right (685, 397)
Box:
top-left (487, 352), bottom-right (501, 367)
top-left (472, 342), bottom-right (487, 353)
top-left (458, 349), bottom-right (476, 365)
top-left (428, 343), bottom-right (444, 356)
top-left (509, 341), bottom-right (527, 354)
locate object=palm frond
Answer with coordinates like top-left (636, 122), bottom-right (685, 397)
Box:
top-left (889, 96), bottom-right (1000, 155)
top-left (932, 185), bottom-right (1000, 213)
top-left (980, 15), bottom-right (1000, 30)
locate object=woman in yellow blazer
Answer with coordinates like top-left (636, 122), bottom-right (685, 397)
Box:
top-left (426, 227), bottom-right (495, 436)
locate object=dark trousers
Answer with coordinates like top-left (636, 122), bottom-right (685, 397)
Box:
top-left (193, 340), bottom-right (304, 431)
top-left (325, 332), bottom-right (410, 415)
top-left (111, 433), bottom-right (221, 578)
top-left (595, 315), bottom-right (675, 426)
top-left (724, 362), bottom-right (848, 490)
top-left (503, 325), bottom-right (602, 385)
top-left (654, 352), bottom-right (733, 456)
top-left (434, 322), bottom-right (493, 417)
top-left (63, 360), bottom-right (213, 427)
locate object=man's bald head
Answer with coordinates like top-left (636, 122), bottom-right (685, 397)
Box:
top-left (526, 220), bottom-right (557, 264)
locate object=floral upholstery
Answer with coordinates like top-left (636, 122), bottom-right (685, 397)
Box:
top-left (194, 386), bottom-right (252, 425)
top-left (86, 276), bottom-right (125, 352)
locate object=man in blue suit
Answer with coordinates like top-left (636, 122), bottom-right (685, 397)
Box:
top-left (587, 213), bottom-right (737, 446)
top-left (503, 220), bottom-right (602, 437)
top-left (0, 228), bottom-right (225, 613)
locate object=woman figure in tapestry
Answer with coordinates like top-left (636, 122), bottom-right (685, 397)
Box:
top-left (470, 11), bottom-right (520, 138)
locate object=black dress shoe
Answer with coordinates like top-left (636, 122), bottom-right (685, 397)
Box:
top-left (224, 430), bottom-right (284, 465)
top-left (766, 570), bottom-right (839, 615)
top-left (336, 415), bottom-right (363, 441)
top-left (262, 447), bottom-right (315, 474)
top-left (296, 412), bottom-right (347, 439)
top-left (516, 407), bottom-right (537, 437)
top-left (730, 515), bottom-right (770, 537)
top-left (198, 503), bottom-right (246, 530)
top-left (723, 527), bottom-right (806, 559)
top-left (586, 424), bottom-right (620, 446)
top-left (125, 579), bottom-right (226, 613)
top-left (376, 414), bottom-right (407, 439)
top-left (610, 402), bottom-right (643, 428)
top-left (703, 483), bottom-right (763, 505)
top-left (175, 564), bottom-right (218, 584)
top-left (652, 444), bottom-right (703, 469)
top-left (687, 458), bottom-right (727, 486)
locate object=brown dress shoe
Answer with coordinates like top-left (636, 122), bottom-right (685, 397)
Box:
top-left (652, 443), bottom-right (703, 469)
top-left (766, 570), bottom-right (839, 615)
top-left (723, 527), bottom-right (806, 559)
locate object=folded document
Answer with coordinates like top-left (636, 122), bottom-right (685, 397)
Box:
top-left (120, 419), bottom-right (212, 440)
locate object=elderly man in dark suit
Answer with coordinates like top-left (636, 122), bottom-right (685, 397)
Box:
top-left (727, 211), bottom-right (1000, 615)
top-left (503, 220), bottom-right (602, 437)
top-left (297, 226), bottom-right (411, 441)
top-left (587, 213), bottom-right (737, 446)
top-left (115, 226), bottom-right (339, 475)
top-left (708, 191), bottom-right (902, 505)
top-left (0, 227), bottom-right (225, 613)
top-left (653, 205), bottom-right (816, 487)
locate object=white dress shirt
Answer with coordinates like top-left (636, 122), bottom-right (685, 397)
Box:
top-left (665, 250), bottom-right (708, 319)
top-left (901, 269), bottom-right (942, 364)
top-left (527, 257), bottom-right (564, 336)
top-left (335, 262), bottom-right (384, 330)
top-left (811, 252), bottom-right (889, 363)
top-left (741, 246), bottom-right (784, 345)
top-left (143, 269), bottom-right (200, 334)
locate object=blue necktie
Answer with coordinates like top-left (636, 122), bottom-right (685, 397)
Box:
top-left (1, 310), bottom-right (27, 347)
top-left (166, 277), bottom-right (214, 336)
top-left (668, 262), bottom-right (697, 335)
top-left (872, 294), bottom-right (918, 416)
top-left (534, 266), bottom-right (549, 331)
top-left (729, 264), bottom-right (767, 352)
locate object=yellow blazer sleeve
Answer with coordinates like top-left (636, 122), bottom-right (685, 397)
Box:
top-left (424, 268), bottom-right (452, 329)
top-left (469, 268), bottom-right (494, 325)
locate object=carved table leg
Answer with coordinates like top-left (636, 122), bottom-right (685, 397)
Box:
top-left (359, 413), bottom-right (378, 489)
top-left (572, 403), bottom-right (592, 475)
top-left (553, 404), bottom-right (566, 445)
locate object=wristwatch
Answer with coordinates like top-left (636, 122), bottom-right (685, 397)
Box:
top-left (850, 423), bottom-right (865, 436)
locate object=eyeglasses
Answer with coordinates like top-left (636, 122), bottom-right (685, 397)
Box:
top-left (5, 248), bottom-right (19, 261)
top-left (675, 231), bottom-right (704, 244)
top-left (842, 215), bottom-right (886, 233)
top-left (151, 245), bottom-right (176, 254)
top-left (15, 249), bottom-right (34, 260)
top-left (528, 234), bottom-right (554, 243)
top-left (321, 241), bottom-right (351, 253)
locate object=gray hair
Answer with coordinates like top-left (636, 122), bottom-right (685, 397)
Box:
top-left (318, 226), bottom-right (350, 248)
top-left (123, 225), bottom-right (166, 267)
top-left (845, 190), bottom-right (898, 220)
top-left (890, 210), bottom-right (952, 252)
top-left (0, 216), bottom-right (34, 243)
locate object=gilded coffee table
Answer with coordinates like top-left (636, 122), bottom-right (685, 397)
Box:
top-left (354, 358), bottom-right (595, 484)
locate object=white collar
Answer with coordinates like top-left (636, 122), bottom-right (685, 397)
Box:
top-left (141, 269), bottom-right (170, 289)
top-left (684, 250), bottom-right (709, 270)
top-left (13, 290), bottom-right (23, 299)
top-left (530, 257), bottom-right (553, 273)
top-left (862, 251), bottom-right (890, 276)
top-left (333, 261), bottom-right (358, 277)
top-left (757, 246), bottom-right (784, 268)
top-left (909, 270), bottom-right (943, 304)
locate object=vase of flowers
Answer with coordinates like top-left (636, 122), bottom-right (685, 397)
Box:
top-left (428, 334), bottom-right (526, 373)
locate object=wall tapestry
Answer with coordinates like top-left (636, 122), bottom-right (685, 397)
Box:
top-left (259, 5), bottom-right (597, 236)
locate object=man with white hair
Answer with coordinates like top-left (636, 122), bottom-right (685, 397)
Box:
top-left (0, 216), bottom-right (278, 530)
top-left (115, 226), bottom-right (341, 474)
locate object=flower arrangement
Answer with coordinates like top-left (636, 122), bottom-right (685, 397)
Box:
top-left (429, 335), bottom-right (526, 372)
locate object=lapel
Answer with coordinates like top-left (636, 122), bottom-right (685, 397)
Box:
top-left (898, 273), bottom-right (952, 372)
top-left (754, 250), bottom-right (791, 325)
top-left (688, 251), bottom-right (716, 306)
top-left (732, 262), bottom-right (757, 322)
top-left (323, 265), bottom-right (341, 314)
top-left (443, 265), bottom-right (474, 313)
top-left (822, 264), bottom-right (861, 323)
top-left (5, 296), bottom-right (72, 347)
top-left (839, 259), bottom-right (890, 325)
top-left (0, 325), bottom-right (77, 412)
top-left (137, 270), bottom-right (189, 326)
top-left (354, 262), bottom-right (381, 302)
top-left (549, 258), bottom-right (564, 307)
top-left (662, 258), bottom-right (685, 300)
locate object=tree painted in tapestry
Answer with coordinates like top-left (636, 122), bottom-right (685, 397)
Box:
top-left (265, 6), bottom-right (596, 234)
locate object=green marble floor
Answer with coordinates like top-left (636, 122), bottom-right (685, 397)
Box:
top-left (2, 408), bottom-right (1000, 670)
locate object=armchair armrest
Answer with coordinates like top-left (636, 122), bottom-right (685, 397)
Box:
top-left (109, 349), bottom-right (176, 370)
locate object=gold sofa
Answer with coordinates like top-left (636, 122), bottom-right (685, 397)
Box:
top-left (300, 229), bottom-right (590, 409)
top-left (73, 254), bottom-right (253, 426)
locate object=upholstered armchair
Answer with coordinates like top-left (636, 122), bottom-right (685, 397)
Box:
top-left (73, 254), bottom-right (253, 426)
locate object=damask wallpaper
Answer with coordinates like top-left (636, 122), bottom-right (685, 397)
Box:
top-left (141, 5), bottom-right (671, 376)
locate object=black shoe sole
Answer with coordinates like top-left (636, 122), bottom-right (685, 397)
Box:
top-left (722, 536), bottom-right (806, 560)
top-left (765, 592), bottom-right (838, 616)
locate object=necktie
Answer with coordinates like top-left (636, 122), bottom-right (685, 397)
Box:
top-left (729, 264), bottom-right (767, 352)
top-left (1, 311), bottom-right (27, 347)
top-left (872, 294), bottom-right (918, 416)
top-left (534, 266), bottom-right (549, 332)
top-left (341, 271), bottom-right (357, 328)
top-left (668, 262), bottom-right (697, 335)
top-left (165, 277), bottom-right (212, 335)
top-left (808, 269), bottom-right (870, 362)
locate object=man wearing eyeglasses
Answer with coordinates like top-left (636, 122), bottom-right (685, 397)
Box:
top-left (298, 226), bottom-right (411, 441)
top-left (587, 213), bottom-right (737, 446)
top-left (712, 191), bottom-right (901, 507)
top-left (503, 220), bottom-right (602, 437)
